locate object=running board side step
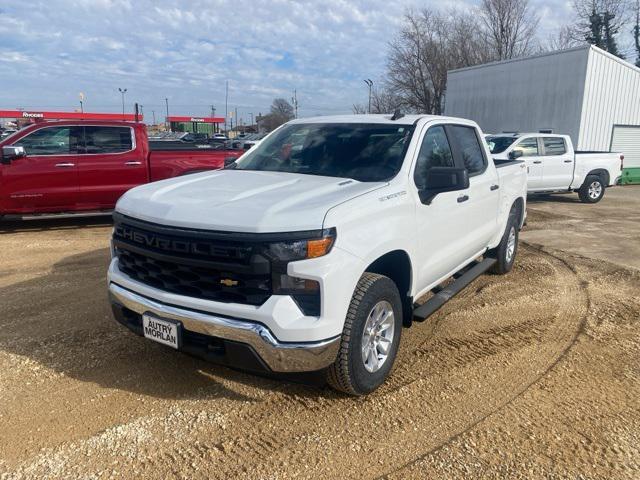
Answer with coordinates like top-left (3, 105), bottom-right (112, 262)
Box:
top-left (412, 258), bottom-right (497, 322)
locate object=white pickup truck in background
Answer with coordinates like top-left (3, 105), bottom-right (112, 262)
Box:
top-left (487, 133), bottom-right (623, 203)
top-left (108, 114), bottom-right (527, 395)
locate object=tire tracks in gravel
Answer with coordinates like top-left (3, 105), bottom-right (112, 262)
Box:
top-left (168, 244), bottom-right (593, 479)
top-left (2, 244), bottom-right (593, 480)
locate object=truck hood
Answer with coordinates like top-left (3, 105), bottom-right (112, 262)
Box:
top-left (116, 170), bottom-right (385, 232)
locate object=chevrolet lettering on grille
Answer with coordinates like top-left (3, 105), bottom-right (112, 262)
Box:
top-left (115, 225), bottom-right (248, 259)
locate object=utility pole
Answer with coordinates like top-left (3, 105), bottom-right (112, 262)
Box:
top-left (165, 97), bottom-right (169, 131)
top-left (79, 92), bottom-right (84, 113)
top-left (140, 104), bottom-right (144, 116)
top-left (211, 105), bottom-right (216, 117)
top-left (235, 107), bottom-right (238, 135)
top-left (364, 79), bottom-right (373, 114)
top-left (118, 88), bottom-right (127, 118)
top-left (250, 112), bottom-right (254, 127)
top-left (225, 80), bottom-right (229, 133)
top-left (152, 110), bottom-right (156, 125)
top-left (292, 89), bottom-right (298, 118)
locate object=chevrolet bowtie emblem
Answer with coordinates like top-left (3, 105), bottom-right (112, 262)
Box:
top-left (220, 278), bottom-right (238, 287)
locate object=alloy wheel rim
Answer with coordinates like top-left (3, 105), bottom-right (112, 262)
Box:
top-left (588, 181), bottom-right (602, 199)
top-left (361, 300), bottom-right (395, 373)
top-left (506, 226), bottom-right (516, 263)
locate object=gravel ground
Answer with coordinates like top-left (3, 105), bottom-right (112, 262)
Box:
top-left (0, 188), bottom-right (639, 479)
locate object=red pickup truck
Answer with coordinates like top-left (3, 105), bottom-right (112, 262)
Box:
top-left (0, 120), bottom-right (242, 216)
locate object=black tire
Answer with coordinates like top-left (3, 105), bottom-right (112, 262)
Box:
top-left (327, 273), bottom-right (403, 395)
top-left (578, 175), bottom-right (605, 203)
top-left (487, 207), bottom-right (519, 275)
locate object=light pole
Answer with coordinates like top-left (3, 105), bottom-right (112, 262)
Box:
top-left (165, 97), bottom-right (169, 131)
top-left (79, 92), bottom-right (85, 113)
top-left (364, 79), bottom-right (373, 114)
top-left (118, 88), bottom-right (127, 118)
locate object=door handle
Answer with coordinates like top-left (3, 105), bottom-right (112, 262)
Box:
top-left (457, 195), bottom-right (469, 203)
top-left (533, 160), bottom-right (542, 164)
top-left (490, 184), bottom-right (499, 191)
top-left (563, 160), bottom-right (573, 163)
top-left (55, 162), bottom-right (75, 168)
top-left (125, 161), bottom-right (142, 166)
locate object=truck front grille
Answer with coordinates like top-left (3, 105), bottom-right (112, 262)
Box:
top-left (116, 248), bottom-right (272, 305)
top-left (112, 215), bottom-right (272, 306)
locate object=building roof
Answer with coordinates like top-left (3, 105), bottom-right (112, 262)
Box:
top-left (449, 45), bottom-right (640, 76)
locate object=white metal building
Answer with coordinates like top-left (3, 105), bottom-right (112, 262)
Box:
top-left (445, 45), bottom-right (640, 168)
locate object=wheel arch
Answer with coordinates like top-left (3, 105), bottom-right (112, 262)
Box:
top-left (364, 249), bottom-right (413, 327)
top-left (513, 196), bottom-right (525, 229)
top-left (584, 169), bottom-right (610, 187)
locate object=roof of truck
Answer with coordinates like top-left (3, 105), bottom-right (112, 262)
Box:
top-left (289, 114), bottom-right (473, 126)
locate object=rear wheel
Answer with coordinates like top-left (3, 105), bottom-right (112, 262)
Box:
top-left (487, 207), bottom-right (519, 275)
top-left (578, 175), bottom-right (605, 203)
top-left (327, 273), bottom-right (402, 395)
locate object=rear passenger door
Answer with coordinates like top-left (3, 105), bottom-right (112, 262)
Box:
top-left (539, 137), bottom-right (573, 189)
top-left (446, 125), bottom-right (500, 255)
top-left (77, 126), bottom-right (147, 208)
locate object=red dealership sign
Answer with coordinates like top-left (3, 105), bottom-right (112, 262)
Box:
top-left (0, 110), bottom-right (142, 121)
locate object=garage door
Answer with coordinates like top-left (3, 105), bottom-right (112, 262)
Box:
top-left (611, 125), bottom-right (640, 167)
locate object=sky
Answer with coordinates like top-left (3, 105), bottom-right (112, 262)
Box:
top-left (0, 0), bottom-right (574, 124)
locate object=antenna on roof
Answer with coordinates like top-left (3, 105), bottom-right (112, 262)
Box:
top-left (390, 110), bottom-right (404, 121)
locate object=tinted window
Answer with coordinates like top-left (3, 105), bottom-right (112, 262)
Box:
top-left (543, 137), bottom-right (566, 155)
top-left (414, 126), bottom-right (454, 188)
top-left (486, 136), bottom-right (516, 153)
top-left (513, 137), bottom-right (539, 157)
top-left (83, 126), bottom-right (133, 154)
top-left (448, 125), bottom-right (486, 175)
top-left (234, 123), bottom-right (415, 182)
top-left (14, 127), bottom-right (79, 155)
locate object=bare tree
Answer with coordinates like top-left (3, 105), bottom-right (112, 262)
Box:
top-left (385, 8), bottom-right (495, 114)
top-left (260, 98), bottom-right (295, 131)
top-left (352, 103), bottom-right (367, 114)
top-left (479, 0), bottom-right (540, 59)
top-left (547, 25), bottom-right (584, 50)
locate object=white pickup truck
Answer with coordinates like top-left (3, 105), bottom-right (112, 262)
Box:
top-left (487, 133), bottom-right (623, 203)
top-left (108, 114), bottom-right (527, 395)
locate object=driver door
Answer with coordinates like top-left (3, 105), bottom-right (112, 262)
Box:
top-left (2, 126), bottom-right (81, 212)
top-left (413, 124), bottom-right (471, 289)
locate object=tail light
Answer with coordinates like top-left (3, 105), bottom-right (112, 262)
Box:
top-left (620, 154), bottom-right (624, 170)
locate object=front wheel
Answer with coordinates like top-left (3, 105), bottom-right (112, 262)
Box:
top-left (578, 175), bottom-right (605, 203)
top-left (326, 273), bottom-right (402, 395)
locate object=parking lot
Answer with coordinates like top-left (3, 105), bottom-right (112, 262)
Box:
top-left (1, 187), bottom-right (639, 479)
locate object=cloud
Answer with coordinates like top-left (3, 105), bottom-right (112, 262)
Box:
top-left (0, 0), bottom-right (570, 121)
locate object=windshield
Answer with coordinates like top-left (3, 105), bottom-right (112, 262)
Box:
top-left (486, 136), bottom-right (517, 154)
top-left (233, 123), bottom-right (415, 182)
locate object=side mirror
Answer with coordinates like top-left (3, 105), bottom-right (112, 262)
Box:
top-left (509, 149), bottom-right (523, 160)
top-left (1, 145), bottom-right (26, 164)
top-left (418, 166), bottom-right (469, 204)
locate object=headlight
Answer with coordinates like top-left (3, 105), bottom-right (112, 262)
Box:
top-left (266, 229), bottom-right (336, 262)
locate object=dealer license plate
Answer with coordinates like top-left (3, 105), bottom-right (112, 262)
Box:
top-left (142, 314), bottom-right (180, 349)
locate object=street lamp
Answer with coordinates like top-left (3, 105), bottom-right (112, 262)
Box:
top-left (364, 79), bottom-right (373, 114)
top-left (118, 88), bottom-right (127, 118)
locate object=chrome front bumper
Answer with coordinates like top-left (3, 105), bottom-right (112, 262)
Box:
top-left (109, 283), bottom-right (340, 373)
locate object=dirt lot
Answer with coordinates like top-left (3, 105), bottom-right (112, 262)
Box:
top-left (1, 187), bottom-right (639, 479)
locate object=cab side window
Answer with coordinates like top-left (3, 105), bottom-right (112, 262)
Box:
top-left (447, 125), bottom-right (486, 175)
top-left (13, 127), bottom-right (80, 156)
top-left (542, 137), bottom-right (566, 155)
top-left (83, 126), bottom-right (133, 154)
top-left (414, 125), bottom-right (454, 188)
top-left (513, 137), bottom-right (539, 157)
